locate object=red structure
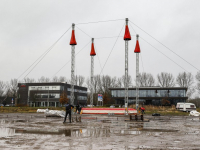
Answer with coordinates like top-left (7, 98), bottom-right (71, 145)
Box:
top-left (124, 25), bottom-right (131, 40)
top-left (90, 41), bottom-right (96, 56)
top-left (81, 108), bottom-right (137, 115)
top-left (134, 39), bottom-right (141, 53)
top-left (70, 28), bottom-right (77, 45)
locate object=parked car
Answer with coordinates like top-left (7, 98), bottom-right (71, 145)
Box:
top-left (176, 102), bottom-right (196, 112)
top-left (110, 105), bottom-right (115, 108)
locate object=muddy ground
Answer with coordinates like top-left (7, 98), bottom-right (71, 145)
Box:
top-left (0, 113), bottom-right (200, 150)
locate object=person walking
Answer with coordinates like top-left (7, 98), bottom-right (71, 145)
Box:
top-left (140, 106), bottom-right (145, 114)
top-left (76, 103), bottom-right (80, 114)
top-left (63, 102), bottom-right (74, 123)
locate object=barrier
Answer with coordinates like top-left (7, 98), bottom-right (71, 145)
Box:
top-left (81, 108), bottom-right (137, 115)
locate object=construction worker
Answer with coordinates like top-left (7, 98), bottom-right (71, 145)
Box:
top-left (76, 102), bottom-right (80, 114)
top-left (140, 106), bottom-right (145, 114)
top-left (63, 102), bottom-right (74, 123)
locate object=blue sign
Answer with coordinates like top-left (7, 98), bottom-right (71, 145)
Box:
top-left (98, 94), bottom-right (103, 101)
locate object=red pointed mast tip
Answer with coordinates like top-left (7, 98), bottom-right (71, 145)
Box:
top-left (70, 23), bottom-right (77, 45)
top-left (124, 18), bottom-right (131, 41)
top-left (90, 38), bottom-right (96, 56)
top-left (134, 34), bottom-right (140, 53)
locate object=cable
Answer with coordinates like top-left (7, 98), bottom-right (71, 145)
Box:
top-left (76, 19), bottom-right (124, 25)
top-left (95, 36), bottom-right (123, 39)
top-left (129, 23), bottom-right (137, 34)
top-left (99, 23), bottom-right (125, 75)
top-left (129, 20), bottom-right (200, 71)
top-left (94, 45), bottom-right (103, 74)
top-left (53, 40), bottom-right (91, 76)
top-left (18, 26), bottom-right (71, 80)
top-left (76, 26), bottom-right (92, 38)
top-left (140, 53), bottom-right (145, 73)
top-left (140, 36), bottom-right (188, 72)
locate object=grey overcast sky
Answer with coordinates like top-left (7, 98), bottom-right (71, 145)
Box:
top-left (0, 0), bottom-right (200, 83)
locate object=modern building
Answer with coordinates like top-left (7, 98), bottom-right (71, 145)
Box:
top-left (109, 87), bottom-right (188, 106)
top-left (17, 82), bottom-right (87, 107)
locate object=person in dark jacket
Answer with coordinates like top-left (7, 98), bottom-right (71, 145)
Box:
top-left (63, 102), bottom-right (74, 123)
top-left (76, 103), bottom-right (80, 114)
top-left (140, 107), bottom-right (145, 114)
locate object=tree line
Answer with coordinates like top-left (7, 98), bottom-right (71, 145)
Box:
top-left (1, 71), bottom-right (200, 104)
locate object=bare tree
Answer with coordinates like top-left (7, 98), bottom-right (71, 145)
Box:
top-left (138, 72), bottom-right (155, 87)
top-left (196, 71), bottom-right (200, 94)
top-left (23, 77), bottom-right (35, 83)
top-left (86, 77), bottom-right (91, 91)
top-left (176, 72), bottom-right (194, 87)
top-left (157, 72), bottom-right (175, 87)
top-left (52, 76), bottom-right (59, 82)
top-left (8, 79), bottom-right (18, 98)
top-left (78, 75), bottom-right (85, 86)
top-left (93, 75), bottom-right (100, 93)
top-left (75, 75), bottom-right (85, 86)
top-left (117, 77), bottom-right (123, 88)
top-left (59, 76), bottom-right (67, 82)
top-left (0, 81), bottom-right (6, 96)
top-left (110, 77), bottom-right (118, 88)
top-left (121, 75), bottom-right (132, 87)
top-left (176, 72), bottom-right (195, 98)
top-left (38, 76), bottom-right (50, 83)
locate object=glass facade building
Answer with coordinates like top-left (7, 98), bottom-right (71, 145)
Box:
top-left (17, 82), bottom-right (87, 107)
top-left (110, 87), bottom-right (187, 106)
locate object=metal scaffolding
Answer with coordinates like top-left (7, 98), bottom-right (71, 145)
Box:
top-left (124, 18), bottom-right (131, 114)
top-left (135, 34), bottom-right (140, 110)
top-left (90, 38), bottom-right (96, 107)
top-left (90, 55), bottom-right (94, 107)
top-left (70, 23), bottom-right (76, 105)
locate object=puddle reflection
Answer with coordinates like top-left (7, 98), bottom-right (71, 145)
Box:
top-left (0, 128), bottom-right (15, 137)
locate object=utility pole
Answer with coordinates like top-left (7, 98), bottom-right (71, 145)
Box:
top-left (134, 34), bottom-right (141, 111)
top-left (90, 38), bottom-right (96, 107)
top-left (70, 23), bottom-right (77, 105)
top-left (124, 18), bottom-right (131, 114)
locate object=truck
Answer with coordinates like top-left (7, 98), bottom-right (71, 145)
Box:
top-left (176, 102), bottom-right (196, 112)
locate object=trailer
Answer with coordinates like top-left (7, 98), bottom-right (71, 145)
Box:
top-left (176, 102), bottom-right (196, 112)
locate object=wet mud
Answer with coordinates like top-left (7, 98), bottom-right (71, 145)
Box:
top-left (0, 113), bottom-right (200, 149)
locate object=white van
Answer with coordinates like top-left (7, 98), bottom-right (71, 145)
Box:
top-left (176, 103), bottom-right (196, 112)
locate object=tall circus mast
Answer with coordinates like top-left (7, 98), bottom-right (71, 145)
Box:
top-left (123, 18), bottom-right (131, 114)
top-left (69, 23), bottom-right (77, 105)
top-left (90, 38), bottom-right (96, 107)
top-left (134, 34), bottom-right (141, 111)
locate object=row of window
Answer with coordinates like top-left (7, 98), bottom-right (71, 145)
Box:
top-left (67, 95), bottom-right (87, 100)
top-left (111, 90), bottom-right (186, 98)
top-left (30, 86), bottom-right (60, 90)
top-left (35, 93), bottom-right (60, 99)
top-left (78, 96), bottom-right (87, 100)
top-left (29, 86), bottom-right (87, 93)
top-left (67, 88), bottom-right (87, 93)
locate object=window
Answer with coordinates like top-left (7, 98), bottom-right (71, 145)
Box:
top-left (112, 90), bottom-right (116, 97)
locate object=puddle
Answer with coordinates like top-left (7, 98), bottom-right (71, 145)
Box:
top-left (0, 128), bottom-right (15, 137)
top-left (140, 128), bottom-right (178, 132)
top-left (0, 119), bottom-right (28, 124)
top-left (15, 120), bottom-right (28, 122)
